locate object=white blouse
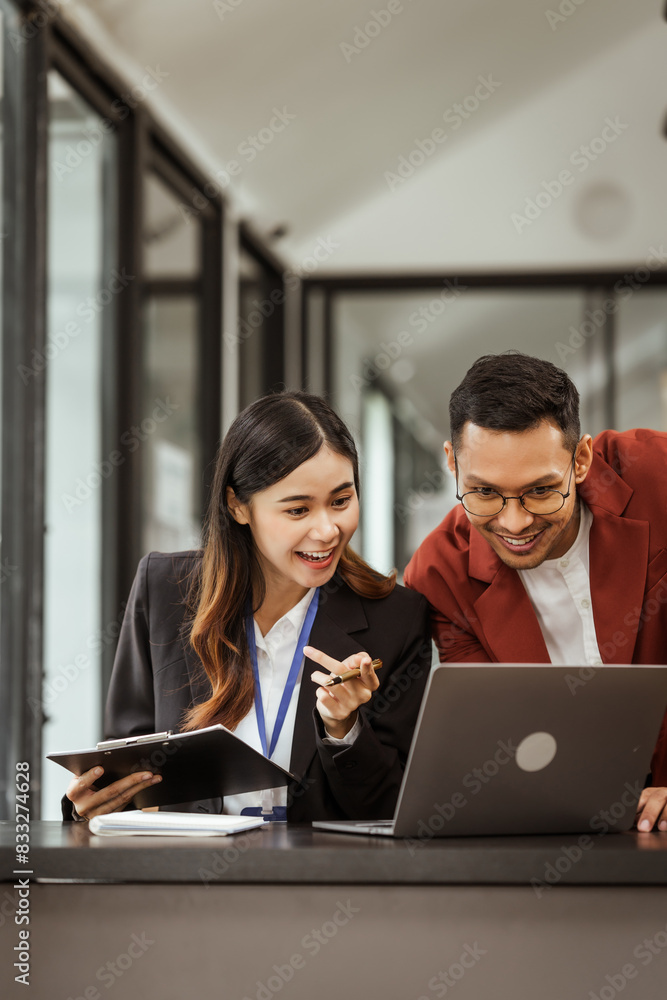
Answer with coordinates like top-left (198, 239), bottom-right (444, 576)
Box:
top-left (223, 587), bottom-right (361, 816)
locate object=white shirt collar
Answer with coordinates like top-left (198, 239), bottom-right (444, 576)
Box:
top-left (254, 587), bottom-right (317, 651)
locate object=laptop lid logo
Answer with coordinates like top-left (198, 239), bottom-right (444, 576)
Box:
top-left (515, 732), bottom-right (558, 772)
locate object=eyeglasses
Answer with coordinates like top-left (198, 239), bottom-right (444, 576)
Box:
top-left (455, 451), bottom-right (576, 517)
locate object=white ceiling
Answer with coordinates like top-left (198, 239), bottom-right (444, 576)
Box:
top-left (69, 0), bottom-right (667, 271)
top-left (62, 0), bottom-right (667, 458)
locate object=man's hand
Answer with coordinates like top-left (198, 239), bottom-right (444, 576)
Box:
top-left (635, 786), bottom-right (667, 832)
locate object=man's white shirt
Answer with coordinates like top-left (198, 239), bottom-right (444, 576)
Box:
top-left (518, 502), bottom-right (603, 666)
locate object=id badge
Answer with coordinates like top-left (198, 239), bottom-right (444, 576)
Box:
top-left (240, 806), bottom-right (287, 822)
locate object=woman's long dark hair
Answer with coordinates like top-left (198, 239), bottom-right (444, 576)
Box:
top-left (182, 390), bottom-right (395, 731)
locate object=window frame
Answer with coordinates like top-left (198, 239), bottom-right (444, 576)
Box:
top-left (0, 4), bottom-right (227, 817)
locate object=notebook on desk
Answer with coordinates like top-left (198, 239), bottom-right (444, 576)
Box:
top-left (312, 663), bottom-right (667, 839)
top-left (88, 811), bottom-right (265, 838)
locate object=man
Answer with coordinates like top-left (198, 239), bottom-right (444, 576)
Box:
top-left (404, 352), bottom-right (667, 831)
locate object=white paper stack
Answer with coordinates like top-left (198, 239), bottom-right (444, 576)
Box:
top-left (89, 811), bottom-right (265, 837)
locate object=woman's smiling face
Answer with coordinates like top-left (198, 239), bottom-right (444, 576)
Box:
top-left (228, 446), bottom-right (360, 601)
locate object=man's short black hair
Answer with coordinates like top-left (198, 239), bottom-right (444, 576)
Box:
top-left (449, 352), bottom-right (581, 452)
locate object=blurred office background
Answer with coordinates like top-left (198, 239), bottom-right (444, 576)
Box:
top-left (1, 0), bottom-right (667, 818)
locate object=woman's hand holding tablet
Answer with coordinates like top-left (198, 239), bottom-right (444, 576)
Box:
top-left (66, 766), bottom-right (162, 822)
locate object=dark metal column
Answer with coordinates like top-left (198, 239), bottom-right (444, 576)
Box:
top-left (0, 0), bottom-right (48, 819)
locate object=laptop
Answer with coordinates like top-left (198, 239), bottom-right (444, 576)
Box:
top-left (312, 664), bottom-right (667, 838)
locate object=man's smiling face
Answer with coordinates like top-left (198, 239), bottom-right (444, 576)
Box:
top-left (445, 420), bottom-right (593, 569)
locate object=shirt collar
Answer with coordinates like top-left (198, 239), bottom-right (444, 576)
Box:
top-left (254, 587), bottom-right (317, 650)
top-left (279, 587), bottom-right (317, 634)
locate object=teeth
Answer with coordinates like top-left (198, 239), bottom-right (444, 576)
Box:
top-left (298, 550), bottom-right (333, 562)
top-left (503, 537), bottom-right (535, 546)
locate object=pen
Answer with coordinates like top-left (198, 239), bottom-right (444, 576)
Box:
top-left (323, 658), bottom-right (382, 687)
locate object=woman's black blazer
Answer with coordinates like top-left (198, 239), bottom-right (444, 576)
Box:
top-left (79, 551), bottom-right (432, 822)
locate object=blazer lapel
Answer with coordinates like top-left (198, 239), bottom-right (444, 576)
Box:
top-left (474, 584), bottom-right (550, 662)
top-left (587, 509), bottom-right (649, 662)
top-left (468, 520), bottom-right (551, 663)
top-left (579, 462), bottom-right (649, 663)
top-left (289, 579), bottom-right (369, 781)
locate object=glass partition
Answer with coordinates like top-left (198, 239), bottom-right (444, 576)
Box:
top-left (615, 288), bottom-right (667, 432)
top-left (141, 170), bottom-right (203, 553)
top-left (0, 14), bottom-right (225, 819)
top-left (41, 71), bottom-right (117, 818)
top-left (142, 295), bottom-right (201, 551)
top-left (144, 172), bottom-right (198, 279)
top-left (238, 245), bottom-right (265, 407)
top-left (238, 239), bottom-right (284, 407)
top-left (333, 289), bottom-right (588, 575)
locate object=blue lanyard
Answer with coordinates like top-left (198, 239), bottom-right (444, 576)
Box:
top-left (245, 588), bottom-right (320, 759)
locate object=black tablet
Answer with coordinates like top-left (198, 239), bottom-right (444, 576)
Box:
top-left (47, 725), bottom-right (294, 808)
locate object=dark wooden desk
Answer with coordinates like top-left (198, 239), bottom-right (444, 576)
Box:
top-left (2, 822), bottom-right (667, 1000)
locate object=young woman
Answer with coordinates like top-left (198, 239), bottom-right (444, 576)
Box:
top-left (65, 391), bottom-right (431, 822)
